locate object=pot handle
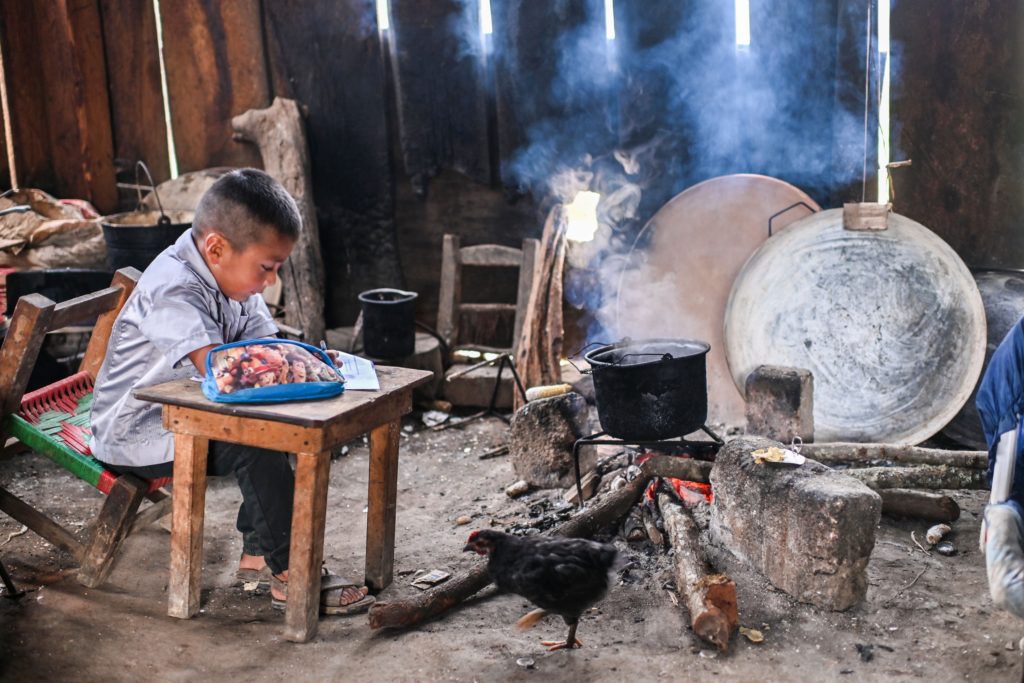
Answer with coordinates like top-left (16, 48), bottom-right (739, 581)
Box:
top-left (565, 341), bottom-right (611, 375)
top-left (135, 161), bottom-right (171, 226)
top-left (767, 201), bottom-right (817, 237)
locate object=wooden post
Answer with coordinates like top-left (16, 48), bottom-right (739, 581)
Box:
top-left (232, 98), bottom-right (326, 343)
top-left (284, 450), bottom-right (331, 643)
top-left (436, 234), bottom-right (462, 348)
top-left (168, 434), bottom-right (209, 619)
top-left (0, 294), bottom-right (56, 416)
top-left (365, 420), bottom-right (401, 592)
top-left (80, 268), bottom-right (140, 378)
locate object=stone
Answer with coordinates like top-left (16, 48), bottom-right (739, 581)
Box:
top-left (709, 436), bottom-right (881, 610)
top-left (508, 392), bottom-right (593, 488)
top-left (505, 480), bottom-right (530, 498)
top-left (442, 364), bottom-right (513, 409)
top-left (745, 365), bottom-right (814, 443)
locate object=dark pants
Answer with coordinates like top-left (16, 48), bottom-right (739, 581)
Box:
top-left (103, 442), bottom-right (295, 575)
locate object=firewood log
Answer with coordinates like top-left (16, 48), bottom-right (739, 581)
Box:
top-left (800, 443), bottom-right (986, 470)
top-left (877, 489), bottom-right (960, 522)
top-left (367, 456), bottom-right (711, 629)
top-left (513, 207), bottom-right (565, 411)
top-left (658, 493), bottom-right (737, 652)
top-left (843, 465), bottom-right (986, 490)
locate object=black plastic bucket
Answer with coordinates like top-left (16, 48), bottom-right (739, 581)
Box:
top-left (101, 209), bottom-right (193, 271)
top-left (358, 288), bottom-right (419, 358)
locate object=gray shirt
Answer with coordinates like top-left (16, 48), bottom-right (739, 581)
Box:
top-left (90, 229), bottom-right (278, 467)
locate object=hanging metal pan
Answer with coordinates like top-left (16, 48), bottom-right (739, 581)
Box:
top-left (724, 208), bottom-right (986, 445)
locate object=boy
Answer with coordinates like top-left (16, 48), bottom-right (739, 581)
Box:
top-left (91, 169), bottom-right (371, 613)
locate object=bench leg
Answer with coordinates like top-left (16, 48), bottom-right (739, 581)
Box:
top-left (284, 450), bottom-right (330, 643)
top-left (365, 419), bottom-right (400, 592)
top-left (77, 475), bottom-right (148, 588)
top-left (168, 434), bottom-right (209, 619)
top-left (0, 558), bottom-right (23, 598)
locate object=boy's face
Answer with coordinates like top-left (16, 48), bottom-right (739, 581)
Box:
top-left (202, 227), bottom-right (296, 302)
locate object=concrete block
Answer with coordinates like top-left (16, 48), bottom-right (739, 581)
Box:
top-left (745, 365), bottom-right (814, 443)
top-left (710, 436), bottom-right (881, 610)
top-left (442, 364), bottom-right (513, 409)
top-left (509, 392), bottom-right (593, 488)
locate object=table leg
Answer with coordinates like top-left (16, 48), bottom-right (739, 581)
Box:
top-left (284, 450), bottom-right (330, 643)
top-left (168, 434), bottom-right (209, 619)
top-left (365, 419), bottom-right (400, 592)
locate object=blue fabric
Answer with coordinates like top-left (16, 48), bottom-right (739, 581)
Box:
top-left (976, 316), bottom-right (1024, 500)
top-left (201, 338), bottom-right (344, 404)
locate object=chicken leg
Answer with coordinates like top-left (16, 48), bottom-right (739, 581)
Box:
top-left (541, 621), bottom-right (583, 651)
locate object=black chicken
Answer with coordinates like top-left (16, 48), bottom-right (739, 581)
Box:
top-left (463, 529), bottom-right (619, 650)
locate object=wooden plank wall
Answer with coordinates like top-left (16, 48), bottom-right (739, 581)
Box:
top-left (98, 0), bottom-right (171, 184)
top-left (0, 0), bottom-right (117, 213)
top-left (262, 0), bottom-right (401, 325)
top-left (159, 0), bottom-right (269, 173)
top-left (7, 1), bottom-right (1018, 325)
top-left (891, 1), bottom-right (1024, 270)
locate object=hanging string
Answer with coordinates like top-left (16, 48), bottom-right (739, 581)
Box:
top-left (861, 0), bottom-right (873, 203)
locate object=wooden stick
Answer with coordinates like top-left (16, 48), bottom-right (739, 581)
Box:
top-left (658, 493), bottom-right (738, 652)
top-left (878, 489), bottom-right (960, 522)
top-left (368, 456), bottom-right (710, 629)
top-left (800, 443), bottom-right (987, 470)
top-left (843, 465), bottom-right (987, 490)
top-left (478, 445), bottom-right (509, 460)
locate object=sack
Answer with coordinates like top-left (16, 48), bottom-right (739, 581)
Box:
top-left (201, 339), bottom-right (344, 403)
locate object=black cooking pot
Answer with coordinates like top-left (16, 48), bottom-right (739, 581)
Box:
top-left (584, 338), bottom-right (710, 441)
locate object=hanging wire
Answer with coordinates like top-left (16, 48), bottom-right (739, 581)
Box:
top-left (861, 0), bottom-right (873, 203)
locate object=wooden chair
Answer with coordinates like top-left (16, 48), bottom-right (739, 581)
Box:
top-left (0, 268), bottom-right (172, 588)
top-left (436, 234), bottom-right (537, 409)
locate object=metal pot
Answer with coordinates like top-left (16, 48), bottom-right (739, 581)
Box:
top-left (943, 268), bottom-right (1024, 449)
top-left (584, 338), bottom-right (710, 441)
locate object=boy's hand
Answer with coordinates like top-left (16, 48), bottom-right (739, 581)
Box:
top-left (325, 349), bottom-right (344, 368)
top-left (188, 344), bottom-right (219, 377)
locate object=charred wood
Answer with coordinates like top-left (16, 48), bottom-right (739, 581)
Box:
top-left (367, 456), bottom-right (710, 629)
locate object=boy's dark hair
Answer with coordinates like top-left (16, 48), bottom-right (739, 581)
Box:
top-left (193, 168), bottom-right (301, 248)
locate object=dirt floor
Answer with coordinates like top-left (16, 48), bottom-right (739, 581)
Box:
top-left (0, 413), bottom-right (1021, 683)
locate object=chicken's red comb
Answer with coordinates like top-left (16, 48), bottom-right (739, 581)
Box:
top-left (465, 529), bottom-right (481, 542)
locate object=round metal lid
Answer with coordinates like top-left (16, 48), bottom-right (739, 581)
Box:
top-left (724, 208), bottom-right (986, 444)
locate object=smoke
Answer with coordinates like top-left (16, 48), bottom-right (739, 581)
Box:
top-left (446, 1), bottom-right (892, 345)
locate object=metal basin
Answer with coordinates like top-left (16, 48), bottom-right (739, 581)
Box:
top-left (724, 208), bottom-right (986, 444)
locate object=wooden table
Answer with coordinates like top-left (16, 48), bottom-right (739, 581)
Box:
top-left (135, 366), bottom-right (433, 643)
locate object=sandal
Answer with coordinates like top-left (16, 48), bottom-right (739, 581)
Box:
top-left (271, 568), bottom-right (375, 616)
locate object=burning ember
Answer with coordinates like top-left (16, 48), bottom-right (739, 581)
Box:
top-left (564, 190), bottom-right (600, 242)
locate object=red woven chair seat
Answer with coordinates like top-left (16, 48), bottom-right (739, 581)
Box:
top-left (16, 371), bottom-right (172, 493)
